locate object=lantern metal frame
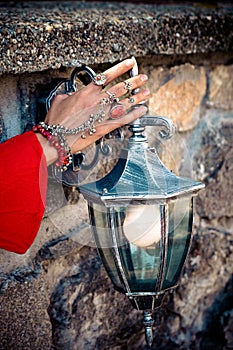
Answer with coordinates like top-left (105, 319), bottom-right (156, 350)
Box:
top-left (79, 115), bottom-right (204, 347)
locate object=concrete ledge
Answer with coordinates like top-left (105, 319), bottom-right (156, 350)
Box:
top-left (0, 1), bottom-right (232, 75)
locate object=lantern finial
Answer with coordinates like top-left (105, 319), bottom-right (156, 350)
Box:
top-left (143, 310), bottom-right (155, 348)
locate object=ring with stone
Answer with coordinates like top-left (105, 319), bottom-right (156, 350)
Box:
top-left (93, 73), bottom-right (107, 86)
top-left (108, 102), bottom-right (126, 120)
top-left (106, 91), bottom-right (119, 103)
top-left (124, 80), bottom-right (133, 92)
top-left (128, 97), bottom-right (135, 104)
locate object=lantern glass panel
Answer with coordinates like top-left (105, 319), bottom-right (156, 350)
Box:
top-left (89, 202), bottom-right (163, 293)
top-left (162, 197), bottom-right (193, 289)
top-left (115, 204), bottom-right (162, 292)
top-left (89, 197), bottom-right (194, 295)
top-left (117, 235), bottom-right (161, 292)
top-left (89, 203), bottom-right (123, 290)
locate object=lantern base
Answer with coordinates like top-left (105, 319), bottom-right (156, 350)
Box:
top-left (128, 293), bottom-right (165, 311)
top-left (127, 294), bottom-right (166, 348)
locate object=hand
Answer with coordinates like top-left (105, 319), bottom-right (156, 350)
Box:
top-left (37, 58), bottom-right (150, 165)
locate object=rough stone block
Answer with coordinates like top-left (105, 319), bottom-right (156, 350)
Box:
top-left (208, 65), bottom-right (233, 110)
top-left (0, 274), bottom-right (52, 350)
top-left (148, 64), bottom-right (206, 131)
top-left (187, 111), bottom-right (233, 222)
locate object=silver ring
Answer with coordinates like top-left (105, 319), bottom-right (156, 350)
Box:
top-left (124, 80), bottom-right (133, 91)
top-left (106, 91), bottom-right (119, 103)
top-left (93, 73), bottom-right (107, 86)
top-left (108, 103), bottom-right (126, 120)
top-left (67, 92), bottom-right (73, 96)
top-left (129, 97), bottom-right (135, 104)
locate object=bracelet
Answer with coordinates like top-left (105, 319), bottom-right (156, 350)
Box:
top-left (38, 98), bottom-right (106, 139)
top-left (32, 124), bottom-right (72, 172)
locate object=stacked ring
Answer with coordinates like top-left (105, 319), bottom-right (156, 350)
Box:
top-left (93, 73), bottom-right (107, 86)
top-left (124, 80), bottom-right (133, 92)
top-left (106, 91), bottom-right (119, 103)
top-left (101, 91), bottom-right (120, 105)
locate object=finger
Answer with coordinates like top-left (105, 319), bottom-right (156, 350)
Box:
top-left (89, 58), bottom-right (135, 90)
top-left (120, 89), bottom-right (150, 109)
top-left (102, 74), bottom-right (148, 99)
top-left (69, 105), bottom-right (147, 153)
top-left (70, 59), bottom-right (142, 109)
top-left (104, 104), bottom-right (148, 130)
top-left (48, 58), bottom-right (138, 117)
top-left (101, 89), bottom-right (150, 121)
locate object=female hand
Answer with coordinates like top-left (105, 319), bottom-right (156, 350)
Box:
top-left (37, 58), bottom-right (150, 165)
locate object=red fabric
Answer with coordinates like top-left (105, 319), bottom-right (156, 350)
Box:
top-left (0, 131), bottom-right (48, 254)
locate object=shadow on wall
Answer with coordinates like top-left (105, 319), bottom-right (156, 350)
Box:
top-left (200, 274), bottom-right (233, 350)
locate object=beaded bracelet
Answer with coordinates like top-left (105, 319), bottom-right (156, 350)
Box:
top-left (32, 124), bottom-right (72, 172)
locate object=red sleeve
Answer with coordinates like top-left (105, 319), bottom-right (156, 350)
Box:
top-left (0, 131), bottom-right (48, 254)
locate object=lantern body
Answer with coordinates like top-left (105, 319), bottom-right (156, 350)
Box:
top-left (80, 142), bottom-right (204, 310)
top-left (79, 122), bottom-right (205, 347)
top-left (88, 196), bottom-right (193, 310)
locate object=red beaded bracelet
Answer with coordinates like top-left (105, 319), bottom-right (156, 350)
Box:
top-left (32, 124), bottom-right (72, 172)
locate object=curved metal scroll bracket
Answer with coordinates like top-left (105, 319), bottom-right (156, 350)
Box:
top-left (53, 128), bottom-right (124, 186)
top-left (68, 65), bottom-right (96, 92)
top-left (45, 65), bottom-right (96, 112)
top-left (139, 115), bottom-right (175, 140)
top-left (77, 128), bottom-right (124, 172)
top-left (46, 79), bottom-right (68, 112)
top-left (78, 137), bottom-right (111, 172)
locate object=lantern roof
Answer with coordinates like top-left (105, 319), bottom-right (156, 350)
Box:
top-left (80, 140), bottom-right (204, 205)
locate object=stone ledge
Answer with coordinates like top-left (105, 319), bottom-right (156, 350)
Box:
top-left (0, 1), bottom-right (232, 75)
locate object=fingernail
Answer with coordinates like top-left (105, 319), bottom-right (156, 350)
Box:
top-left (143, 89), bottom-right (150, 96)
top-left (125, 58), bottom-right (134, 67)
top-left (140, 74), bottom-right (148, 81)
top-left (137, 105), bottom-right (148, 115)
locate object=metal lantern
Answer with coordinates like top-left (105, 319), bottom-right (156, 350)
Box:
top-left (79, 115), bottom-right (205, 347)
top-left (37, 58), bottom-right (204, 347)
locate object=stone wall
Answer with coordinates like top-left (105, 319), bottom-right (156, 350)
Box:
top-left (0, 2), bottom-right (232, 350)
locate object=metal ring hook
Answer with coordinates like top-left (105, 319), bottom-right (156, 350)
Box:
top-left (68, 65), bottom-right (97, 92)
top-left (45, 65), bottom-right (97, 112)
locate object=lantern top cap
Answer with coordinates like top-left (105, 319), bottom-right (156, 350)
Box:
top-left (80, 140), bottom-right (204, 205)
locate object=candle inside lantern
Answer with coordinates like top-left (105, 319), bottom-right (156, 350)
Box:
top-left (123, 205), bottom-right (161, 247)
